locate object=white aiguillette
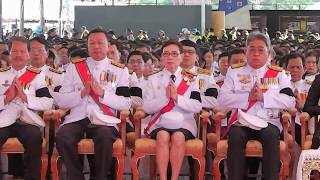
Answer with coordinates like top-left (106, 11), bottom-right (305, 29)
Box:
top-left (159, 111), bottom-right (184, 129)
top-left (238, 109), bottom-right (268, 130)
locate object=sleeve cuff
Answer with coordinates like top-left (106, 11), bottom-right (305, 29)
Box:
top-left (0, 95), bottom-right (5, 110)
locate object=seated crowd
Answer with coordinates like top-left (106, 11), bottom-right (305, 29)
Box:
top-left (0, 26), bottom-right (320, 180)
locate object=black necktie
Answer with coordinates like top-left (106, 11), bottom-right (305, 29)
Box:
top-left (170, 74), bottom-right (176, 82)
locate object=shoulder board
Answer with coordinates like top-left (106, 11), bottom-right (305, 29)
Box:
top-left (71, 57), bottom-right (86, 64)
top-left (0, 66), bottom-right (11, 72)
top-left (27, 66), bottom-right (41, 74)
top-left (305, 79), bottom-right (313, 85)
top-left (147, 68), bottom-right (163, 77)
top-left (183, 69), bottom-right (197, 77)
top-left (49, 67), bottom-right (63, 74)
top-left (268, 64), bottom-right (283, 72)
top-left (231, 62), bottom-right (246, 69)
top-left (196, 68), bottom-right (212, 75)
top-left (111, 61), bottom-right (125, 69)
top-left (129, 69), bottom-right (134, 75)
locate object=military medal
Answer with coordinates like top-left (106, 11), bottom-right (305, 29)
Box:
top-left (111, 74), bottom-right (116, 87)
top-left (199, 79), bottom-right (205, 90)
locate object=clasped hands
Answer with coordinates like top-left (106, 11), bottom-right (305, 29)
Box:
top-left (166, 80), bottom-right (177, 101)
top-left (5, 77), bottom-right (27, 104)
top-left (81, 75), bottom-right (104, 98)
top-left (248, 81), bottom-right (264, 102)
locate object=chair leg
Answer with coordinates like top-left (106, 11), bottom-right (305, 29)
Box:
top-left (195, 156), bottom-right (205, 180)
top-left (281, 159), bottom-right (289, 180)
top-left (41, 155), bottom-right (48, 180)
top-left (213, 156), bottom-right (224, 180)
top-left (51, 154), bottom-right (61, 180)
top-left (131, 153), bottom-right (141, 180)
top-left (289, 149), bottom-right (295, 178)
top-left (116, 156), bottom-right (125, 180)
top-left (149, 156), bottom-right (156, 180)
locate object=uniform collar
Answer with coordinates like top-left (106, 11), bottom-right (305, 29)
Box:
top-left (291, 79), bottom-right (303, 89)
top-left (247, 63), bottom-right (268, 76)
top-left (164, 66), bottom-right (182, 77)
top-left (11, 66), bottom-right (27, 74)
top-left (39, 65), bottom-right (48, 71)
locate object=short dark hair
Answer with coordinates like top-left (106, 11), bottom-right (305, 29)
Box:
top-left (87, 28), bottom-right (108, 41)
top-left (218, 52), bottom-right (229, 62)
top-left (30, 36), bottom-right (50, 50)
top-left (48, 50), bottom-right (55, 60)
top-left (305, 50), bottom-right (319, 64)
top-left (180, 39), bottom-right (198, 53)
top-left (285, 52), bottom-right (305, 67)
top-left (9, 36), bottom-right (30, 51)
top-left (127, 50), bottom-right (144, 63)
top-left (161, 40), bottom-right (183, 54)
top-left (135, 43), bottom-right (152, 52)
top-left (228, 48), bottom-right (245, 61)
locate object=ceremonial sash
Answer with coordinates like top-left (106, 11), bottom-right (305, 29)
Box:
top-left (222, 68), bottom-right (279, 138)
top-left (144, 76), bottom-right (191, 136)
top-left (74, 61), bottom-right (113, 116)
top-left (4, 67), bottom-right (39, 95)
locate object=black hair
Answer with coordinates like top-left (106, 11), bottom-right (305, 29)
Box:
top-left (87, 28), bottom-right (108, 40)
top-left (127, 50), bottom-right (144, 63)
top-left (9, 36), bottom-right (30, 51)
top-left (285, 52), bottom-right (305, 67)
top-left (228, 48), bottom-right (245, 61)
top-left (30, 36), bottom-right (50, 50)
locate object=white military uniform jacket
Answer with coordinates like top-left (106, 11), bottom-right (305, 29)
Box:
top-left (129, 72), bottom-right (147, 108)
top-left (218, 63), bottom-right (296, 131)
top-left (291, 79), bottom-right (312, 125)
top-left (40, 65), bottom-right (64, 91)
top-left (0, 66), bottom-right (54, 127)
top-left (190, 66), bottom-right (219, 109)
top-left (143, 66), bottom-right (202, 136)
top-left (53, 57), bottom-right (131, 128)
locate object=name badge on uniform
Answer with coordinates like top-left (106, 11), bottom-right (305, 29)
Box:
top-left (2, 80), bottom-right (10, 87)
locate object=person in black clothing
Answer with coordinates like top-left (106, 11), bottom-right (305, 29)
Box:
top-left (303, 74), bottom-right (320, 149)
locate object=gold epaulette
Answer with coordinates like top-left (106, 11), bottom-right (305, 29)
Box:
top-left (0, 66), bottom-right (11, 72)
top-left (147, 68), bottom-right (163, 77)
top-left (27, 66), bottom-right (41, 74)
top-left (268, 64), bottom-right (283, 72)
top-left (196, 68), bottom-right (212, 76)
top-left (183, 69), bottom-right (197, 77)
top-left (49, 67), bottom-right (63, 74)
top-left (71, 57), bottom-right (86, 64)
top-left (111, 61), bottom-right (125, 69)
top-left (231, 62), bottom-right (246, 69)
top-left (305, 79), bottom-right (313, 85)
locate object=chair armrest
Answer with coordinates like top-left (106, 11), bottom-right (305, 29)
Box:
top-left (287, 108), bottom-right (297, 142)
top-left (201, 111), bottom-right (209, 155)
top-left (119, 110), bottom-right (129, 153)
top-left (213, 109), bottom-right (226, 140)
top-left (300, 112), bottom-right (310, 148)
top-left (281, 111), bottom-right (290, 147)
top-left (133, 107), bottom-right (145, 139)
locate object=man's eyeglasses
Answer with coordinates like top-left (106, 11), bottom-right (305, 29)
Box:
top-left (162, 52), bottom-right (180, 57)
